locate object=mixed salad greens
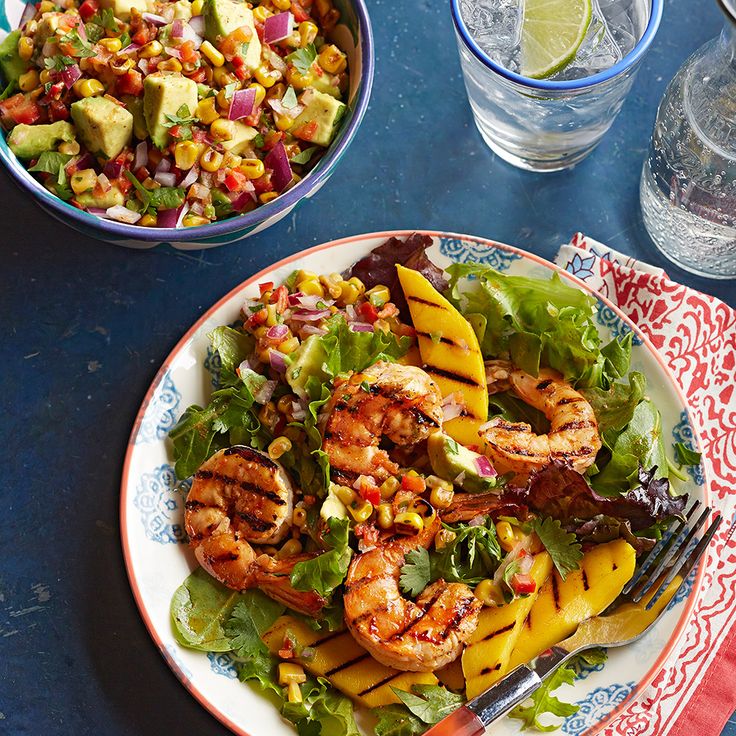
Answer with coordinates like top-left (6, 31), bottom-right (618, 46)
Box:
top-left (167, 234), bottom-right (700, 735)
top-left (0, 0), bottom-right (348, 227)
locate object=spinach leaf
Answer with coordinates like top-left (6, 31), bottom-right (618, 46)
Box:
top-left (580, 371), bottom-right (647, 444)
top-left (124, 170), bottom-right (185, 214)
top-left (208, 325), bottom-right (253, 387)
top-left (392, 685), bottom-right (464, 725)
top-left (674, 442), bottom-right (701, 466)
top-left (373, 704), bottom-right (426, 736)
top-left (28, 151), bottom-right (72, 175)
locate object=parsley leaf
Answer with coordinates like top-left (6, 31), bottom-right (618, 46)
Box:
top-left (290, 146), bottom-right (318, 165)
top-left (392, 685), bottom-right (464, 725)
top-left (372, 704), bottom-right (425, 736)
top-left (508, 664), bottom-right (579, 731)
top-left (532, 517), bottom-right (583, 581)
top-left (59, 28), bottom-right (96, 58)
top-left (282, 84), bottom-right (298, 108)
top-left (674, 442), bottom-right (701, 466)
top-left (287, 43), bottom-right (317, 74)
top-left (399, 547), bottom-right (432, 598)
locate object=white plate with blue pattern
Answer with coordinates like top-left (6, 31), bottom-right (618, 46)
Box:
top-left (121, 230), bottom-right (708, 736)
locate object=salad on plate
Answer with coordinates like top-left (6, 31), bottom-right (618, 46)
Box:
top-left (0, 0), bottom-right (348, 227)
top-left (167, 234), bottom-right (700, 734)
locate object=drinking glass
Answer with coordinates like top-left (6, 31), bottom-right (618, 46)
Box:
top-left (450, 0), bottom-right (663, 172)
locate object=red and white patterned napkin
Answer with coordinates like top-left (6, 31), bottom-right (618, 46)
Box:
top-left (556, 234), bottom-right (736, 736)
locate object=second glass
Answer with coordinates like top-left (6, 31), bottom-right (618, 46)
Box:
top-left (450, 0), bottom-right (663, 172)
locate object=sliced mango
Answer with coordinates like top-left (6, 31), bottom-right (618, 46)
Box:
top-left (462, 552), bottom-right (552, 698)
top-left (262, 616), bottom-right (437, 707)
top-left (435, 657), bottom-right (466, 693)
top-left (396, 264), bottom-right (487, 446)
top-left (508, 539), bottom-right (636, 669)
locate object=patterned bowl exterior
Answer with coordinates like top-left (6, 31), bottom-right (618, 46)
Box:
top-left (121, 231), bottom-right (708, 736)
top-left (0, 0), bottom-right (374, 249)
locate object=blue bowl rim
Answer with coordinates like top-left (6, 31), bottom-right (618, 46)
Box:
top-left (0, 0), bottom-right (375, 242)
top-left (450, 0), bottom-right (663, 92)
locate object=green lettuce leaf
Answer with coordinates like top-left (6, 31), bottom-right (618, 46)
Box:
top-left (674, 442), bottom-right (701, 466)
top-left (508, 663), bottom-right (579, 731)
top-left (392, 684), bottom-right (464, 725)
top-left (283, 677), bottom-right (360, 736)
top-left (580, 371), bottom-right (647, 444)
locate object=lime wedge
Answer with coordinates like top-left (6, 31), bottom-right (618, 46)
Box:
top-left (520, 0), bottom-right (593, 79)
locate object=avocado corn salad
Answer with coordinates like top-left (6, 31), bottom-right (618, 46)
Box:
top-left (0, 0), bottom-right (348, 227)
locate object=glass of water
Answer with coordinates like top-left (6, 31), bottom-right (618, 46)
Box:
top-left (451, 0), bottom-right (663, 172)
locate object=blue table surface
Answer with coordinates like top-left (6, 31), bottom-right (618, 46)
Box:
top-left (1, 0), bottom-right (734, 734)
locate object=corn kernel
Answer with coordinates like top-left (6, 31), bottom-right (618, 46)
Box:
top-left (274, 112), bottom-right (294, 131)
top-left (210, 117), bottom-right (235, 141)
top-left (380, 476), bottom-right (400, 499)
top-left (264, 303), bottom-right (278, 326)
top-left (39, 69), bottom-right (52, 84)
top-left (268, 436), bottom-right (292, 460)
top-left (200, 148), bottom-right (224, 172)
top-left (366, 285), bottom-right (390, 307)
top-left (319, 272), bottom-right (343, 299)
top-left (254, 65), bottom-right (280, 88)
top-left (38, 0), bottom-right (54, 12)
top-left (376, 503), bottom-right (394, 529)
top-left (183, 214), bottom-right (210, 227)
top-left (297, 269), bottom-right (317, 282)
top-left (58, 140), bottom-right (80, 156)
top-left (273, 0), bottom-right (291, 9)
top-left (17, 35), bottom-right (34, 61)
top-left (394, 512), bottom-right (424, 535)
top-left (239, 158), bottom-right (265, 179)
top-left (248, 82), bottom-right (266, 106)
top-left (73, 78), bottom-right (105, 98)
top-left (98, 37), bottom-right (122, 52)
top-left (70, 168), bottom-right (97, 195)
top-left (298, 21), bottom-right (318, 48)
top-left (429, 483), bottom-right (455, 510)
top-left (259, 191), bottom-right (278, 204)
top-left (158, 58), bottom-right (183, 72)
top-left (213, 66), bottom-right (237, 87)
top-left (408, 497), bottom-right (437, 524)
top-left (496, 521), bottom-right (516, 552)
top-left (293, 506), bottom-right (308, 528)
top-left (348, 499), bottom-right (373, 523)
top-left (195, 96), bottom-right (219, 124)
top-left (335, 485), bottom-right (355, 506)
top-left (278, 662), bottom-right (306, 685)
top-left (18, 69), bottom-right (39, 92)
top-left (139, 40), bottom-right (163, 58)
top-left (318, 44), bottom-right (347, 74)
top-left (279, 336), bottom-right (299, 354)
top-left (258, 400), bottom-right (278, 428)
top-left (191, 0), bottom-right (204, 14)
top-left (287, 682), bottom-right (302, 703)
top-left (336, 281), bottom-right (360, 306)
top-left (252, 5), bottom-right (271, 23)
top-left (110, 56), bottom-right (134, 75)
top-left (435, 529), bottom-right (457, 551)
top-left (277, 538), bottom-right (303, 558)
top-left (475, 578), bottom-right (503, 607)
top-left (296, 278), bottom-right (323, 297)
top-left (200, 39), bottom-right (225, 67)
top-left (286, 67), bottom-right (314, 89)
top-left (172, 140), bottom-right (198, 170)
top-left (139, 213), bottom-right (158, 227)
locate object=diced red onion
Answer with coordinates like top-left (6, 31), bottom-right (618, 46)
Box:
top-left (474, 456), bottom-right (497, 478)
top-left (228, 87), bottom-right (256, 120)
top-left (75, 152), bottom-right (96, 171)
top-left (189, 182), bottom-right (210, 200)
top-left (137, 58), bottom-right (150, 75)
top-left (345, 304), bottom-right (356, 322)
top-left (164, 46), bottom-right (183, 60)
top-left (157, 207), bottom-right (179, 228)
top-left (20, 2), bottom-right (36, 27)
top-left (142, 12), bottom-right (168, 25)
top-left (106, 205), bottom-right (141, 224)
top-left (188, 14), bottom-right (205, 36)
top-left (134, 141), bottom-right (148, 170)
top-left (264, 141), bottom-right (292, 193)
top-left (263, 12), bottom-right (293, 43)
top-left (349, 322), bottom-right (374, 332)
top-left (175, 202), bottom-right (190, 227)
top-left (189, 200), bottom-right (204, 216)
top-left (352, 474), bottom-right (374, 492)
top-left (42, 40), bottom-right (56, 57)
top-left (87, 207), bottom-right (108, 216)
top-left (103, 160), bottom-right (123, 179)
top-left (287, 292), bottom-right (304, 306)
top-left (171, 19), bottom-right (184, 37)
top-left (291, 401), bottom-right (306, 421)
top-left (96, 172), bottom-right (112, 192)
top-left (269, 350), bottom-right (287, 373)
top-left (518, 553), bottom-right (534, 575)
top-left (76, 18), bottom-right (87, 42)
top-left (230, 187), bottom-right (256, 211)
top-left (153, 172), bottom-right (178, 189)
top-left (180, 22), bottom-right (203, 48)
top-left (300, 325), bottom-right (327, 336)
top-left (60, 63), bottom-right (81, 89)
top-left (179, 165), bottom-right (199, 189)
top-left (120, 42), bottom-right (142, 55)
top-left (454, 471), bottom-right (466, 485)
top-left (294, 294), bottom-right (334, 310)
top-left (155, 157), bottom-right (171, 174)
top-left (254, 378), bottom-right (277, 405)
top-left (290, 308), bottom-right (331, 322)
top-left (468, 515), bottom-right (485, 527)
top-left (266, 324), bottom-right (289, 340)
top-left (267, 97), bottom-right (303, 119)
top-left (263, 45), bottom-right (288, 74)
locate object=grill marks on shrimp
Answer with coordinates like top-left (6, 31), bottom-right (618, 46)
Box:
top-left (194, 469), bottom-right (287, 506)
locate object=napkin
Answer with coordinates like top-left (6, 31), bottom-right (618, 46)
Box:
top-left (555, 234), bottom-right (736, 736)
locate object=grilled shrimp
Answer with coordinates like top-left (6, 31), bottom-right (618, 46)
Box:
top-left (321, 361), bottom-right (444, 486)
top-left (481, 360), bottom-right (601, 474)
top-left (343, 516), bottom-right (483, 671)
top-left (185, 446), bottom-right (326, 616)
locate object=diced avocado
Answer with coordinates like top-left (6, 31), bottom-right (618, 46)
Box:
top-left (7, 121), bottom-right (75, 159)
top-left (285, 334), bottom-right (328, 400)
top-left (320, 484), bottom-right (348, 522)
top-left (204, 0), bottom-right (261, 69)
top-left (427, 431), bottom-right (498, 493)
top-left (0, 30), bottom-right (27, 85)
top-left (221, 120), bottom-right (258, 155)
top-left (120, 95), bottom-right (147, 139)
top-left (172, 0), bottom-right (193, 19)
top-left (99, 0), bottom-right (151, 21)
top-left (290, 89), bottom-right (345, 147)
top-left (71, 97), bottom-right (133, 159)
top-left (143, 72), bottom-right (198, 148)
top-left (76, 184), bottom-right (125, 209)
top-left (309, 70), bottom-right (343, 100)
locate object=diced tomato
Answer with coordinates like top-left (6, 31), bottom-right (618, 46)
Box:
top-left (278, 635), bottom-right (295, 660)
top-left (116, 69), bottom-right (143, 96)
top-left (401, 474), bottom-right (426, 494)
top-left (48, 99), bottom-right (70, 122)
top-left (510, 574), bottom-right (536, 595)
top-left (270, 285), bottom-right (289, 313)
top-left (358, 484), bottom-right (381, 506)
top-left (292, 120), bottom-right (318, 142)
top-left (262, 130), bottom-right (284, 150)
top-left (223, 169), bottom-right (248, 192)
top-left (357, 301), bottom-right (379, 324)
top-left (132, 28), bottom-right (150, 46)
top-left (134, 165), bottom-right (149, 181)
top-left (252, 173), bottom-right (274, 194)
top-left (186, 67), bottom-right (207, 84)
top-left (377, 303), bottom-right (399, 319)
top-left (354, 522), bottom-right (380, 547)
top-left (259, 281), bottom-right (274, 296)
top-left (78, 0), bottom-right (99, 21)
top-left (291, 2), bottom-right (311, 22)
top-left (232, 64), bottom-right (247, 81)
top-left (0, 94), bottom-right (42, 126)
top-left (246, 306), bottom-right (268, 329)
top-left (167, 124), bottom-right (187, 140)
top-left (179, 40), bottom-right (197, 63)
top-left (244, 107), bottom-right (262, 127)
top-left (117, 174), bottom-right (133, 194)
top-left (221, 27), bottom-right (251, 59)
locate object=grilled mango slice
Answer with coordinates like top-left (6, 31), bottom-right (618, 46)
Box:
top-left (262, 616), bottom-right (437, 707)
top-left (507, 539), bottom-right (636, 670)
top-left (462, 552), bottom-right (552, 698)
top-left (396, 264), bottom-right (488, 446)
top-left (435, 658), bottom-right (466, 693)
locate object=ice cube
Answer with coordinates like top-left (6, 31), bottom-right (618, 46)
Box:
top-left (459, 0), bottom-right (524, 72)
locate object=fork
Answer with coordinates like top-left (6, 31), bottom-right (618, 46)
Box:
top-left (423, 501), bottom-right (723, 736)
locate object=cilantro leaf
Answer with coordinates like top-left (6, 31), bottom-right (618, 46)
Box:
top-left (533, 517), bottom-right (583, 581)
top-left (125, 170), bottom-right (186, 214)
top-left (287, 43), bottom-right (317, 74)
top-left (44, 54), bottom-right (76, 71)
top-left (59, 28), bottom-right (96, 57)
top-left (28, 151), bottom-right (72, 175)
top-left (282, 84), bottom-right (298, 109)
top-left (253, 132), bottom-right (265, 148)
top-left (164, 103), bottom-right (196, 128)
top-left (674, 442), bottom-right (701, 466)
top-left (372, 704), bottom-right (425, 736)
top-left (392, 685), bottom-right (464, 725)
top-left (509, 663), bottom-right (579, 731)
top-left (430, 517), bottom-right (502, 585)
top-left (290, 146), bottom-right (318, 165)
top-left (399, 547), bottom-right (432, 598)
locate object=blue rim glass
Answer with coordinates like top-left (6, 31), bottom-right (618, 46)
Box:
top-left (450, 0), bottom-right (663, 91)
